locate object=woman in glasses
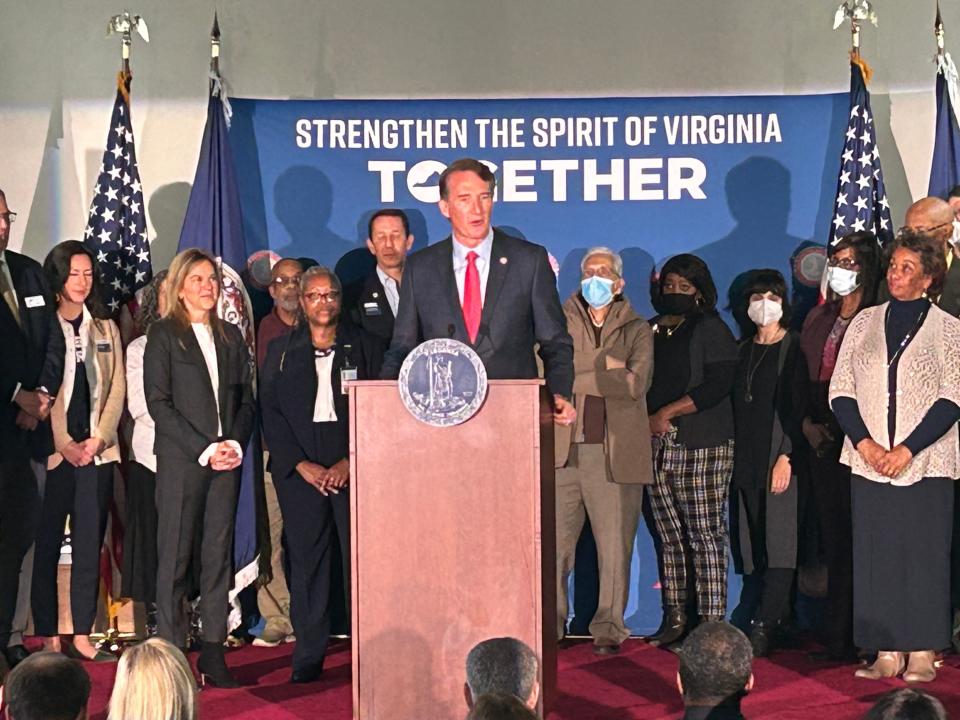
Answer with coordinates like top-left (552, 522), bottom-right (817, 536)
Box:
top-left (260, 265), bottom-right (384, 683)
top-left (798, 231), bottom-right (881, 663)
top-left (143, 248), bottom-right (255, 687)
top-left (830, 230), bottom-right (960, 682)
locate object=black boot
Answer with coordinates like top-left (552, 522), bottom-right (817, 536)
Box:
top-left (645, 607), bottom-right (687, 648)
top-left (749, 620), bottom-right (775, 658)
top-left (197, 641), bottom-right (240, 689)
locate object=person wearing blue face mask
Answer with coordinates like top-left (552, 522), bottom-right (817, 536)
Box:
top-left (554, 247), bottom-right (654, 655)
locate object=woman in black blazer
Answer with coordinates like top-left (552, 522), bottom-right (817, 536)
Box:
top-left (260, 265), bottom-right (384, 683)
top-left (143, 248), bottom-right (255, 688)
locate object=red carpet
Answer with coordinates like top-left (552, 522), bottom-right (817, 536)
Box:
top-left (76, 639), bottom-right (960, 719)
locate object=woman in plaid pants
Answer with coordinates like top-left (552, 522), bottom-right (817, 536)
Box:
top-left (645, 254), bottom-right (737, 648)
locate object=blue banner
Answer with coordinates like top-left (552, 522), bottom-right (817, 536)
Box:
top-left (229, 93), bottom-right (848, 633)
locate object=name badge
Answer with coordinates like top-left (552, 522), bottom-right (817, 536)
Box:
top-left (25, 295), bottom-right (45, 308)
top-left (363, 302), bottom-right (382, 317)
top-left (340, 367), bottom-right (357, 394)
top-left (96, 342), bottom-right (111, 353)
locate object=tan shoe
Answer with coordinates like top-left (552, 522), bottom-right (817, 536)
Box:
top-left (903, 651), bottom-right (936, 683)
top-left (855, 651), bottom-right (905, 679)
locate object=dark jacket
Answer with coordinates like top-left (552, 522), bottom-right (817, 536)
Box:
top-left (343, 270), bottom-right (396, 344)
top-left (381, 230), bottom-right (574, 398)
top-left (143, 317), bottom-right (256, 465)
top-left (260, 322), bottom-right (385, 484)
top-left (0, 249), bottom-right (64, 461)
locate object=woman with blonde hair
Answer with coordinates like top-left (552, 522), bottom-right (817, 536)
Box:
top-left (108, 637), bottom-right (197, 720)
top-left (144, 248), bottom-right (255, 687)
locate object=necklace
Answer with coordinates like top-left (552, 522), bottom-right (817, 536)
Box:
top-left (884, 304), bottom-right (927, 369)
top-left (744, 341), bottom-right (774, 403)
top-left (655, 317), bottom-right (686, 337)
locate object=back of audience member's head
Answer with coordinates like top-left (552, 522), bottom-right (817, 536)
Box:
top-left (466, 692), bottom-right (539, 720)
top-left (864, 688), bottom-right (948, 720)
top-left (2, 651), bottom-right (90, 720)
top-left (464, 637), bottom-right (539, 710)
top-left (107, 638), bottom-right (197, 720)
top-left (678, 622), bottom-right (753, 707)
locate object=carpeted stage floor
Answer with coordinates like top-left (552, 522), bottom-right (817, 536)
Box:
top-left (78, 638), bottom-right (960, 719)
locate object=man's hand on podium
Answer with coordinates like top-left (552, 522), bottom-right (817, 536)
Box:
top-left (553, 394), bottom-right (576, 426)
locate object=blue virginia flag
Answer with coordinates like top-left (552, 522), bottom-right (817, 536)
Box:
top-left (928, 55), bottom-right (960, 198)
top-left (179, 81), bottom-right (262, 631)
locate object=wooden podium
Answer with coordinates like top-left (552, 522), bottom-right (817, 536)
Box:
top-left (349, 379), bottom-right (556, 719)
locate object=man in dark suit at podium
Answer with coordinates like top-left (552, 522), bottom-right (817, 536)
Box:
top-left (381, 159), bottom-right (576, 424)
top-left (0, 188), bottom-right (64, 671)
top-left (343, 209), bottom-right (413, 343)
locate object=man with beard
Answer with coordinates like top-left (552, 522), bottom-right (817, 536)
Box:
top-left (343, 209), bottom-right (414, 344)
top-left (253, 257), bottom-right (303, 647)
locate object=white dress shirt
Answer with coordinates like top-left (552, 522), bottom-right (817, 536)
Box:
top-left (312, 350), bottom-right (338, 422)
top-left (452, 229), bottom-right (494, 307)
top-left (192, 322), bottom-right (243, 467)
top-left (376, 265), bottom-right (400, 317)
top-left (126, 335), bottom-right (156, 472)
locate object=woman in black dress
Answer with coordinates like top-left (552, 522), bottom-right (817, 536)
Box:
top-left (730, 269), bottom-right (807, 657)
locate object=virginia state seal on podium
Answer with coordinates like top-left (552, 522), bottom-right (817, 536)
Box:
top-left (398, 339), bottom-right (488, 427)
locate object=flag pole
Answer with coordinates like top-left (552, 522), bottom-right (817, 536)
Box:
top-left (211, 12), bottom-right (221, 80)
top-left (107, 11), bottom-right (149, 91)
top-left (937, 2), bottom-right (945, 57)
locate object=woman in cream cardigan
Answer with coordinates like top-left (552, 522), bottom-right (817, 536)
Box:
top-left (829, 230), bottom-right (960, 682)
top-left (31, 240), bottom-right (124, 662)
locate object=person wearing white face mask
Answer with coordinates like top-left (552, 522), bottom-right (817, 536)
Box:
top-left (799, 231), bottom-right (881, 662)
top-left (731, 270), bottom-right (808, 658)
top-left (554, 247), bottom-right (654, 655)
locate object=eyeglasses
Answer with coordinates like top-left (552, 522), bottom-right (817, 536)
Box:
top-left (898, 223), bottom-right (952, 236)
top-left (827, 257), bottom-right (860, 270)
top-left (272, 276), bottom-right (301, 287)
top-left (0, 211), bottom-right (17, 224)
top-left (303, 290), bottom-right (341, 305)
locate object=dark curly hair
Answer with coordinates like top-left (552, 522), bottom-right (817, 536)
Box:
top-left (655, 253), bottom-right (719, 314)
top-left (887, 229), bottom-right (947, 297)
top-left (42, 240), bottom-right (108, 318)
top-left (739, 268), bottom-right (791, 335)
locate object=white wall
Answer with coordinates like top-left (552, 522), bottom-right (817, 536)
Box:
top-left (0, 0), bottom-right (953, 265)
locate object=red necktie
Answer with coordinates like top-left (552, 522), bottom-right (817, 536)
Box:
top-left (462, 251), bottom-right (481, 343)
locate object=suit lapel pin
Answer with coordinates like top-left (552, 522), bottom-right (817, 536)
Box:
top-left (372, 292), bottom-right (379, 298)
top-left (499, 256), bottom-right (508, 265)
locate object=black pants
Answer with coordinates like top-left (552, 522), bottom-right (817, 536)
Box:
top-left (809, 448), bottom-right (854, 655)
top-left (738, 488), bottom-right (795, 624)
top-left (155, 457), bottom-right (239, 646)
top-left (0, 459), bottom-right (41, 646)
top-left (31, 462), bottom-right (113, 636)
top-left (121, 461), bottom-right (158, 603)
top-left (274, 472), bottom-right (350, 672)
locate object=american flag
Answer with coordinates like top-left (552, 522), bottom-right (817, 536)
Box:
top-left (829, 59), bottom-right (893, 247)
top-left (83, 74), bottom-right (152, 313)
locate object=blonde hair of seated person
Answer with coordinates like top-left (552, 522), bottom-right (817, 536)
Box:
top-left (108, 638), bottom-right (197, 720)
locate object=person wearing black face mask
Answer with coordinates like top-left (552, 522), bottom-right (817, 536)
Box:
top-left (644, 254), bottom-right (738, 649)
